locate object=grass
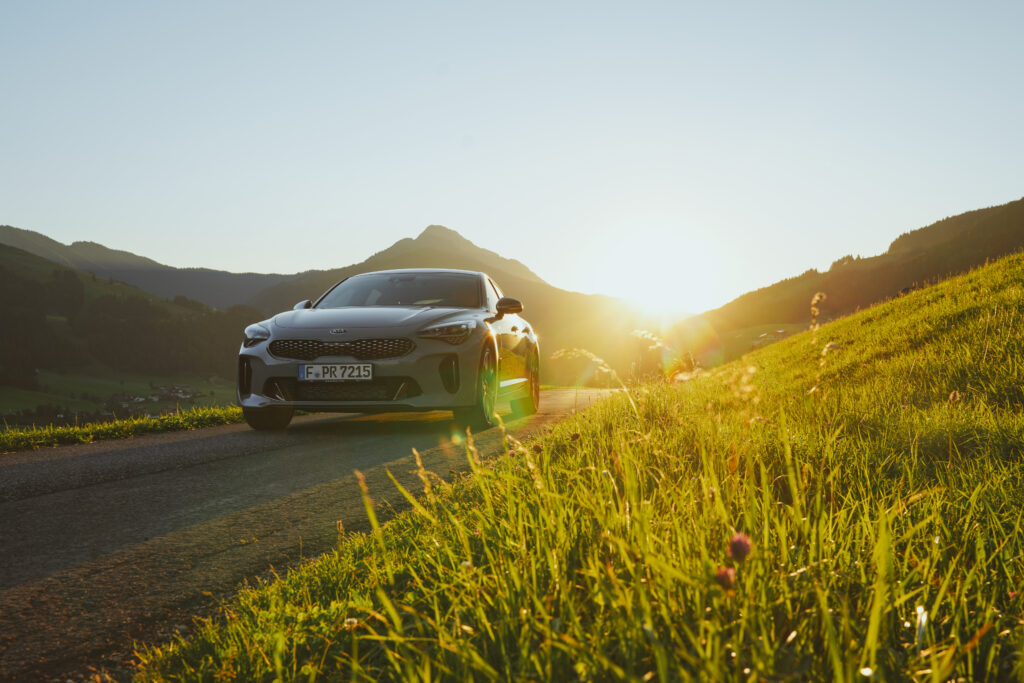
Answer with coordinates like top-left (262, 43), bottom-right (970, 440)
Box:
top-left (0, 369), bottom-right (238, 416)
top-left (135, 252), bottom-right (1024, 681)
top-left (0, 405), bottom-right (243, 452)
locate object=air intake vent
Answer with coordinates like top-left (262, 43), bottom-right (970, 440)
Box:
top-left (269, 338), bottom-right (415, 361)
top-left (238, 357), bottom-right (253, 395)
top-left (439, 355), bottom-right (459, 393)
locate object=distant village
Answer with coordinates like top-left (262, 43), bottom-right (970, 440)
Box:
top-left (5, 382), bottom-right (214, 427)
top-left (116, 383), bottom-right (207, 409)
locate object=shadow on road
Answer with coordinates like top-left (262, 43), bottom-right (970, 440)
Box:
top-left (284, 410), bottom-right (458, 437)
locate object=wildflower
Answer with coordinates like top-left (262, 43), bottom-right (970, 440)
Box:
top-left (532, 443), bottom-right (543, 454)
top-left (948, 390), bottom-right (960, 405)
top-left (727, 532), bottom-right (752, 562)
top-left (461, 560), bottom-right (473, 570)
top-left (508, 448), bottom-right (516, 457)
top-left (344, 617), bottom-right (359, 631)
top-left (714, 566), bottom-right (736, 590)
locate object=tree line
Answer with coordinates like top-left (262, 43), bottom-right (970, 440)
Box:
top-left (0, 265), bottom-right (260, 390)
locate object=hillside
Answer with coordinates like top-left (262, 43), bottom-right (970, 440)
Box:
top-left (703, 195), bottom-right (1024, 338)
top-left (0, 225), bottom-right (296, 309)
top-left (136, 247), bottom-right (1024, 681)
top-left (10, 193), bottom-right (1021, 382)
top-left (249, 225), bottom-right (656, 382)
top-left (0, 223), bottom-right (655, 383)
top-left (0, 243), bottom-right (263, 417)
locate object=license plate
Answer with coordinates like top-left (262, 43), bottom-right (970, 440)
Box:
top-left (299, 363), bottom-right (373, 381)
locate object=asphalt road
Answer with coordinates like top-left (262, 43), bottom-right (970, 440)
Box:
top-left (0, 389), bottom-right (607, 681)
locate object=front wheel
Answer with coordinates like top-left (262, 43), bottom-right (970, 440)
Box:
top-left (454, 345), bottom-right (498, 432)
top-left (243, 405), bottom-right (294, 431)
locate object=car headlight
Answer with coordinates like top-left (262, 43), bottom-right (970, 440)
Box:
top-left (243, 323), bottom-right (271, 347)
top-left (417, 320), bottom-right (477, 345)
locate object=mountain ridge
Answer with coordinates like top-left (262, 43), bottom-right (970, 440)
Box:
top-left (5, 193), bottom-right (1023, 376)
top-left (248, 224), bottom-right (554, 313)
top-left (702, 195), bottom-right (1024, 337)
top-left (0, 224), bottom-right (299, 309)
top-left (0, 223), bottom-right (655, 387)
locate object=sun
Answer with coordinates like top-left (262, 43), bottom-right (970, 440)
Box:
top-left (615, 254), bottom-right (734, 320)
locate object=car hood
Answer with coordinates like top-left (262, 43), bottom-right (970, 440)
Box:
top-left (272, 306), bottom-right (475, 330)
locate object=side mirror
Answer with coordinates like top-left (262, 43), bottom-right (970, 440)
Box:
top-left (496, 297), bottom-right (523, 315)
top-left (293, 300), bottom-right (312, 310)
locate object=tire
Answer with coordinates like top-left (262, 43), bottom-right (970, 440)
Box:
top-left (510, 351), bottom-right (540, 417)
top-left (454, 344), bottom-right (498, 432)
top-left (243, 405), bottom-right (294, 431)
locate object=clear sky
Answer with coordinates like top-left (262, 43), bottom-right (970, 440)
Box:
top-left (2, 1), bottom-right (1022, 314)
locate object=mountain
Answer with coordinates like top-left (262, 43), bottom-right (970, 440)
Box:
top-left (0, 223), bottom-right (658, 391)
top-left (249, 225), bottom-right (655, 382)
top-left (7, 192), bottom-right (1023, 381)
top-left (702, 196), bottom-right (1024, 339)
top-left (0, 225), bottom-right (297, 309)
top-left (0, 242), bottom-right (262, 390)
top-left (251, 225), bottom-right (553, 311)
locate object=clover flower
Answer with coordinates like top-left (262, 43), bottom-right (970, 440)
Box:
top-left (714, 566), bottom-right (736, 590)
top-left (727, 532), bottom-right (752, 562)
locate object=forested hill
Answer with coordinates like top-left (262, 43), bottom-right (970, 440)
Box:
top-left (0, 243), bottom-right (262, 389)
top-left (0, 225), bottom-right (297, 309)
top-left (704, 196), bottom-right (1024, 332)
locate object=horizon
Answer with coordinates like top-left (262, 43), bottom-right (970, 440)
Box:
top-left (4, 198), bottom-right (1021, 318)
top-left (2, 2), bottom-right (1022, 313)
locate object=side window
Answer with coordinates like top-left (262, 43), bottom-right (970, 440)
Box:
top-left (486, 279), bottom-right (502, 311)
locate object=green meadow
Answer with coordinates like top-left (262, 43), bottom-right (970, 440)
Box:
top-left (135, 253), bottom-right (1024, 681)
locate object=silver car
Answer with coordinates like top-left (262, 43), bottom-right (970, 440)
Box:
top-left (237, 269), bottom-right (540, 430)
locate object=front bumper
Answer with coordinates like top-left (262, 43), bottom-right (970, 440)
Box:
top-left (237, 331), bottom-right (482, 413)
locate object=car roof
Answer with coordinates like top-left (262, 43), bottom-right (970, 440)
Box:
top-left (350, 268), bottom-right (485, 278)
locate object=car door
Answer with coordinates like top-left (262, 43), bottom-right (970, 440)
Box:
top-left (486, 278), bottom-right (528, 391)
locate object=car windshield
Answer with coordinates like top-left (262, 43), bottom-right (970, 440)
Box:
top-left (317, 272), bottom-right (482, 309)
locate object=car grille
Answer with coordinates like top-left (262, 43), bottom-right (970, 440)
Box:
top-left (269, 338), bottom-right (415, 361)
top-left (262, 377), bottom-right (422, 402)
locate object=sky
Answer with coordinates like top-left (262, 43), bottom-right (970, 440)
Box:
top-left (2, 1), bottom-right (1022, 314)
